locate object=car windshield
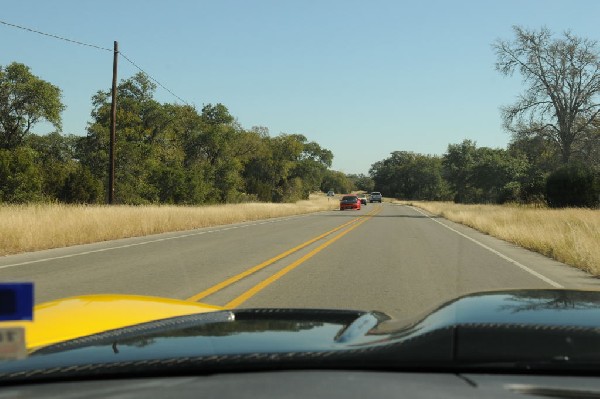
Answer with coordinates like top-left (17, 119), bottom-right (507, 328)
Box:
top-left (0, 0), bottom-right (600, 376)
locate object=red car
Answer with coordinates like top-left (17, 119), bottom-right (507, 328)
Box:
top-left (339, 195), bottom-right (361, 210)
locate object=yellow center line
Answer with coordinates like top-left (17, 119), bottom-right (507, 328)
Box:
top-left (186, 205), bottom-right (381, 302)
top-left (224, 206), bottom-right (382, 308)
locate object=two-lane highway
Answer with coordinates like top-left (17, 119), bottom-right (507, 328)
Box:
top-left (1, 203), bottom-right (598, 319)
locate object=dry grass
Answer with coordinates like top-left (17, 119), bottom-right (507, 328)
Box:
top-left (0, 195), bottom-right (338, 256)
top-left (400, 201), bottom-right (600, 276)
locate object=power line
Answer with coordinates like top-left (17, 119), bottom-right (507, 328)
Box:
top-left (119, 52), bottom-right (189, 105)
top-left (0, 19), bottom-right (112, 52)
top-left (0, 19), bottom-right (189, 105)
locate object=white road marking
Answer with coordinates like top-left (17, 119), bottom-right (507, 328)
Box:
top-left (408, 205), bottom-right (564, 288)
top-left (0, 215), bottom-right (306, 270)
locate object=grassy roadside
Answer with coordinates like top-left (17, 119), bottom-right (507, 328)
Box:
top-left (398, 201), bottom-right (600, 276)
top-left (0, 195), bottom-right (339, 256)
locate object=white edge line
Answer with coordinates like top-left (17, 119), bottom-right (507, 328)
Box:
top-left (408, 205), bottom-right (564, 289)
top-left (0, 232), bottom-right (206, 269)
top-left (0, 214), bottom-right (309, 270)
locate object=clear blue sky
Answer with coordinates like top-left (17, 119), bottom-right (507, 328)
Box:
top-left (2, 0), bottom-right (599, 174)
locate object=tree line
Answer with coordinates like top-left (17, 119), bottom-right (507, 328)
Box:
top-left (370, 134), bottom-right (600, 208)
top-left (370, 27), bottom-right (600, 208)
top-left (370, 134), bottom-right (599, 207)
top-left (0, 64), bottom-right (346, 205)
top-left (2, 26), bottom-right (599, 207)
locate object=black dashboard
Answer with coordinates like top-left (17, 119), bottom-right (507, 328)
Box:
top-left (2, 371), bottom-right (600, 399)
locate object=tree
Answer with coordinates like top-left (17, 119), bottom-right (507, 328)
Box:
top-left (0, 147), bottom-right (42, 203)
top-left (59, 164), bottom-right (103, 204)
top-left (262, 134), bottom-right (304, 202)
top-left (201, 103), bottom-right (234, 126)
top-left (370, 151), bottom-right (449, 200)
top-left (347, 174), bottom-right (375, 192)
top-left (26, 132), bottom-right (80, 200)
top-left (290, 135), bottom-right (333, 199)
top-left (196, 104), bottom-right (249, 202)
top-left (546, 163), bottom-right (599, 208)
top-left (73, 73), bottom-right (336, 205)
top-left (508, 135), bottom-right (561, 202)
top-left (442, 140), bottom-right (478, 202)
top-left (0, 62), bottom-right (65, 149)
top-left (494, 26), bottom-right (600, 164)
top-left (320, 170), bottom-right (353, 194)
top-left (578, 119), bottom-right (600, 170)
top-left (469, 147), bottom-right (528, 203)
top-left (242, 133), bottom-right (333, 203)
top-left (443, 140), bottom-right (528, 204)
top-left (83, 73), bottom-right (189, 204)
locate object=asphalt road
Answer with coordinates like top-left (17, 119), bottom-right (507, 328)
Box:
top-left (1, 203), bottom-right (598, 320)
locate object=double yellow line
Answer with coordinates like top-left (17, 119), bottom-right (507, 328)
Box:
top-left (186, 205), bottom-right (382, 308)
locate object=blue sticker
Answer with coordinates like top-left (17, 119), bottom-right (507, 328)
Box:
top-left (0, 283), bottom-right (33, 321)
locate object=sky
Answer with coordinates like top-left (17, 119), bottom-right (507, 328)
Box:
top-left (2, 0), bottom-right (600, 174)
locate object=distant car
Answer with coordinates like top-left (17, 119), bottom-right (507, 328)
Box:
top-left (370, 192), bottom-right (382, 203)
top-left (339, 195), bottom-right (361, 210)
top-left (327, 190), bottom-right (335, 197)
top-left (357, 194), bottom-right (368, 205)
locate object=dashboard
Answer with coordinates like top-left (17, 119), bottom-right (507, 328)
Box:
top-left (2, 370), bottom-right (600, 398)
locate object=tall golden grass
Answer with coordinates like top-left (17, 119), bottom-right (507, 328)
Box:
top-left (0, 195), bottom-right (338, 256)
top-left (404, 201), bottom-right (600, 276)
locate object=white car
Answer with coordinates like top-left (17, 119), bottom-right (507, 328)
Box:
top-left (369, 192), bottom-right (382, 203)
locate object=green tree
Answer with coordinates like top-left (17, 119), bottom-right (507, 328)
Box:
top-left (267, 134), bottom-right (304, 202)
top-left (26, 132), bottom-right (80, 200)
top-left (443, 140), bottom-right (529, 204)
top-left (370, 151), bottom-right (448, 200)
top-left (201, 103), bottom-right (234, 126)
top-left (546, 163), bottom-right (599, 208)
top-left (320, 170), bottom-right (353, 194)
top-left (59, 164), bottom-right (103, 204)
top-left (469, 147), bottom-right (528, 203)
top-left (0, 62), bottom-right (65, 149)
top-left (198, 104), bottom-right (248, 202)
top-left (242, 128), bottom-right (277, 202)
top-left (0, 147), bottom-right (42, 202)
top-left (83, 73), bottom-right (187, 204)
top-left (347, 174), bottom-right (375, 193)
top-left (290, 134), bottom-right (333, 199)
top-left (79, 76), bottom-right (333, 205)
top-left (243, 133), bottom-right (322, 202)
top-left (508, 135), bottom-right (560, 202)
top-left (442, 140), bottom-right (478, 202)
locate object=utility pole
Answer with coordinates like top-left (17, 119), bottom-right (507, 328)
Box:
top-left (108, 41), bottom-right (118, 204)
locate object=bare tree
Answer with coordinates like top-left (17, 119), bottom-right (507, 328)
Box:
top-left (494, 26), bottom-right (600, 163)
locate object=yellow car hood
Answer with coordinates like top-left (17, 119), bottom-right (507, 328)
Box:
top-left (2, 295), bottom-right (222, 351)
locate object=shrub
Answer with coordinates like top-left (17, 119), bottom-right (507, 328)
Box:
top-left (546, 164), bottom-right (599, 208)
top-left (0, 147), bottom-right (43, 203)
top-left (59, 164), bottom-right (103, 204)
